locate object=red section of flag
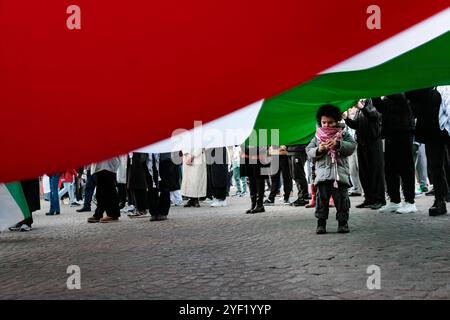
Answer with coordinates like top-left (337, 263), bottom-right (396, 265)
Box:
top-left (0, 1), bottom-right (448, 182)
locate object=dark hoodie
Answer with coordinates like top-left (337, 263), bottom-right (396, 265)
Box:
top-left (372, 93), bottom-right (414, 138)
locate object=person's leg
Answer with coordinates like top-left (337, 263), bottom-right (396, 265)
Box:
top-left (133, 188), bottom-right (148, 212)
top-left (384, 138), bottom-right (401, 204)
top-left (233, 166), bottom-right (242, 193)
top-left (291, 152), bottom-right (309, 200)
top-left (349, 147), bottom-right (362, 194)
top-left (267, 171), bottom-right (280, 202)
top-left (415, 144), bottom-right (428, 191)
top-left (357, 144), bottom-right (373, 204)
top-left (246, 176), bottom-right (257, 213)
top-left (68, 182), bottom-right (76, 203)
top-left (315, 181), bottom-right (331, 233)
top-left (427, 139), bottom-right (447, 215)
top-left (369, 139), bottom-right (386, 205)
top-left (280, 155), bottom-right (293, 201)
top-left (117, 183), bottom-right (127, 208)
top-left (241, 176), bottom-right (248, 194)
top-left (49, 175), bottom-right (60, 214)
top-left (93, 172), bottom-right (105, 218)
top-left (103, 171), bottom-right (120, 218)
top-left (397, 134), bottom-right (416, 204)
top-left (332, 184), bottom-right (350, 232)
top-left (82, 171), bottom-right (95, 209)
top-left (58, 182), bottom-right (69, 200)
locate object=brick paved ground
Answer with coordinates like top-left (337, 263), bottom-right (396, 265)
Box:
top-left (1, 192), bottom-right (450, 299)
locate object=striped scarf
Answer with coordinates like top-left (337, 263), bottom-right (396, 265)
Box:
top-left (316, 126), bottom-right (343, 187)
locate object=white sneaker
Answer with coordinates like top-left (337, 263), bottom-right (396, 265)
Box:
top-left (19, 224), bottom-right (32, 232)
top-left (396, 202), bottom-right (418, 214)
top-left (379, 202), bottom-right (401, 213)
top-left (203, 198), bottom-right (214, 204)
top-left (211, 200), bottom-right (227, 207)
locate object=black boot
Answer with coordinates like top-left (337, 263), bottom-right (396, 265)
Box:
top-left (246, 196), bottom-right (257, 214)
top-left (250, 195), bottom-right (265, 214)
top-left (429, 199), bottom-right (447, 216)
top-left (337, 220), bottom-right (350, 233)
top-left (316, 218), bottom-right (327, 234)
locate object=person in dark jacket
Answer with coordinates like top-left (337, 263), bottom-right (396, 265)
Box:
top-left (344, 99), bottom-right (385, 209)
top-left (205, 147), bottom-right (229, 207)
top-left (406, 87), bottom-right (448, 216)
top-left (373, 93), bottom-right (417, 214)
top-left (286, 144), bottom-right (310, 206)
top-left (240, 145), bottom-right (270, 214)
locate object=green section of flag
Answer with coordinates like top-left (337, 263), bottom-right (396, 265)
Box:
top-left (252, 31), bottom-right (450, 146)
top-left (6, 182), bottom-right (31, 219)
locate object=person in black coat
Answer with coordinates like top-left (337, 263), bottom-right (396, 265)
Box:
top-left (205, 147), bottom-right (230, 207)
top-left (406, 88), bottom-right (448, 216)
top-left (373, 93), bottom-right (417, 214)
top-left (240, 145), bottom-right (270, 213)
top-left (344, 99), bottom-right (385, 209)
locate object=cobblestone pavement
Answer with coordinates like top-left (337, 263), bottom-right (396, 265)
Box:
top-left (1, 192), bottom-right (450, 300)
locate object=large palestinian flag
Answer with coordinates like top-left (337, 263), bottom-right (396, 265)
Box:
top-left (0, 1), bottom-right (449, 183)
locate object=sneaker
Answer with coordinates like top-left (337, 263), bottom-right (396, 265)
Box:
top-left (264, 199), bottom-right (275, 206)
top-left (8, 224), bottom-right (21, 232)
top-left (283, 199), bottom-right (290, 205)
top-left (378, 202), bottom-right (401, 213)
top-left (19, 224), bottom-right (32, 232)
top-left (395, 202), bottom-right (418, 214)
top-left (70, 202), bottom-right (81, 207)
top-left (211, 200), bottom-right (227, 207)
top-left (415, 190), bottom-right (423, 197)
top-left (202, 198), bottom-right (214, 204)
top-left (76, 207), bottom-right (91, 213)
top-left (239, 192), bottom-right (248, 197)
top-left (233, 191), bottom-right (242, 197)
top-left (174, 202), bottom-right (184, 207)
top-left (126, 205), bottom-right (136, 212)
top-left (100, 216), bottom-right (119, 223)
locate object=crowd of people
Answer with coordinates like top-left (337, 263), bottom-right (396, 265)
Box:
top-left (9, 86), bottom-right (450, 235)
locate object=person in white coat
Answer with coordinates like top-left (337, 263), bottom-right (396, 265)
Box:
top-left (181, 148), bottom-right (207, 207)
top-left (116, 154), bottom-right (128, 209)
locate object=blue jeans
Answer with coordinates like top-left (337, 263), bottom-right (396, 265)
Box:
top-left (49, 174), bottom-right (61, 213)
top-left (83, 171), bottom-right (96, 209)
top-left (59, 182), bottom-right (75, 203)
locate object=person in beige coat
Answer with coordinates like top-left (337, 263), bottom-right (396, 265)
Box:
top-left (181, 148), bottom-right (207, 207)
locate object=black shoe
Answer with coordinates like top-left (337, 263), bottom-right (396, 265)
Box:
top-left (369, 203), bottom-right (384, 210)
top-left (316, 219), bottom-right (327, 234)
top-left (429, 200), bottom-right (447, 216)
top-left (76, 207), bottom-right (91, 212)
top-left (290, 198), bottom-right (308, 206)
top-left (348, 191), bottom-right (362, 197)
top-left (246, 206), bottom-right (256, 214)
top-left (45, 212), bottom-right (55, 216)
top-left (55, 212), bottom-right (60, 215)
top-left (337, 221), bottom-right (350, 233)
top-left (250, 206), bottom-right (265, 214)
top-left (316, 226), bottom-right (326, 234)
top-left (264, 199), bottom-right (275, 206)
top-left (425, 189), bottom-right (435, 196)
top-left (355, 201), bottom-right (374, 209)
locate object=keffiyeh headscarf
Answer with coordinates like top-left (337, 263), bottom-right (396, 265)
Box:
top-left (316, 126), bottom-right (344, 187)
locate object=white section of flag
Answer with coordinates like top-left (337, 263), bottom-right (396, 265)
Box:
top-left (322, 7), bottom-right (450, 73)
top-left (136, 99), bottom-right (264, 153)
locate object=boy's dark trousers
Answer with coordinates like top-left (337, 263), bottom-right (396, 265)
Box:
top-left (315, 181), bottom-right (350, 221)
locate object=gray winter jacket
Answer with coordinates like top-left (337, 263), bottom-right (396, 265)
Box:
top-left (306, 129), bottom-right (356, 187)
